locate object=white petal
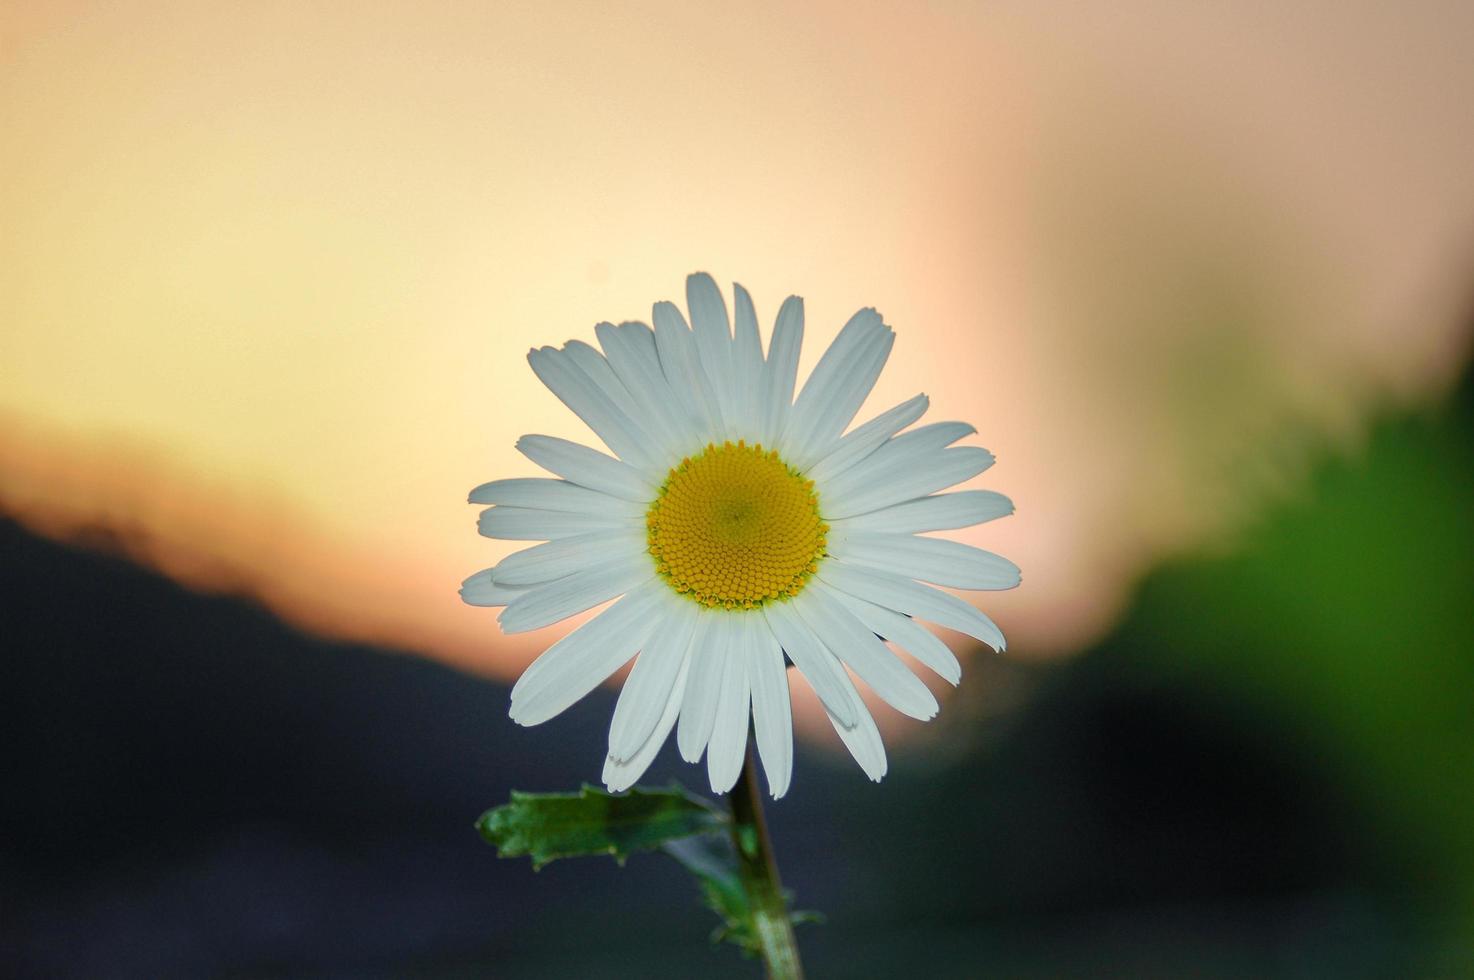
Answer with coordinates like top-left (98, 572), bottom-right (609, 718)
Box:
top-left (705, 621), bottom-right (752, 794)
top-left (459, 568), bottom-right (530, 607)
top-left (491, 527), bottom-right (647, 587)
top-left (477, 506), bottom-right (639, 540)
top-left (783, 309), bottom-right (894, 467)
top-left (676, 611), bottom-right (727, 762)
top-left (516, 434), bottom-right (655, 502)
top-left (561, 340), bottom-right (635, 412)
top-left (603, 651), bottom-right (690, 793)
top-left (562, 337), bottom-right (682, 467)
top-left (819, 420), bottom-right (978, 498)
top-left (687, 273), bottom-right (738, 432)
top-left (807, 394), bottom-right (929, 486)
top-left (886, 420), bottom-right (977, 455)
top-left (817, 561), bottom-right (1007, 651)
top-left (468, 477), bottom-right (643, 516)
top-left (607, 596), bottom-right (698, 762)
top-left (729, 283), bottom-right (765, 441)
top-left (749, 622), bottom-right (794, 799)
top-left (821, 447), bottom-right (995, 520)
top-left (596, 321), bottom-right (701, 456)
top-left (497, 557), bottom-right (653, 633)
top-left (761, 600), bottom-right (858, 729)
top-left (836, 490), bottom-right (1014, 534)
top-left (825, 667), bottom-right (887, 782)
top-left (793, 585), bottom-right (938, 721)
top-left (832, 590), bottom-right (962, 685)
top-left (829, 529), bottom-right (1021, 591)
top-left (527, 346), bottom-right (661, 474)
top-left (759, 296), bottom-right (803, 448)
top-left (653, 300), bottom-right (724, 436)
top-left (509, 582), bottom-right (665, 725)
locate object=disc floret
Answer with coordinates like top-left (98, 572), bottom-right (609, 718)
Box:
top-left (646, 440), bottom-right (828, 609)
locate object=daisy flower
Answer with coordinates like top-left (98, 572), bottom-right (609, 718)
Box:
top-left (463, 273), bottom-right (1017, 798)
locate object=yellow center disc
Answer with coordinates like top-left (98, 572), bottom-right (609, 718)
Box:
top-left (647, 440), bottom-right (828, 609)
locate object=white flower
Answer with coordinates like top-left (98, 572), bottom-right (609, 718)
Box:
top-left (463, 273), bottom-right (1017, 798)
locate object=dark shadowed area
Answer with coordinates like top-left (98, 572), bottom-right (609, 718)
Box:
top-left (4, 368), bottom-right (1472, 978)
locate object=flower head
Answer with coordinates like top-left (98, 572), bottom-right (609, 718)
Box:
top-left (463, 274), bottom-right (1017, 797)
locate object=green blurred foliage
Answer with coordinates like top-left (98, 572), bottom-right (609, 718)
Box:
top-left (1125, 378), bottom-right (1474, 926)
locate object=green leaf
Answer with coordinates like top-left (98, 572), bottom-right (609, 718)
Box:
top-left (476, 783), bottom-right (726, 869)
top-left (664, 836), bottom-right (752, 951)
top-left (663, 836), bottom-right (823, 955)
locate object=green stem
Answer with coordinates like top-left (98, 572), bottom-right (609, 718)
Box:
top-left (728, 745), bottom-right (804, 980)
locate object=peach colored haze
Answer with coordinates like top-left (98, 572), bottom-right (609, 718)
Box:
top-left (3, 2), bottom-right (1472, 696)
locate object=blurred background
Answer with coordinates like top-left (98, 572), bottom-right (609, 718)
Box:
top-left (3, 1), bottom-right (1473, 976)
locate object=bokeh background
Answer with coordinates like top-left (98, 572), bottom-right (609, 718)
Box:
top-left (3, 2), bottom-right (1473, 977)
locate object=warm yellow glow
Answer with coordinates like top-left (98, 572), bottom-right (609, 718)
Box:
top-left (2, 1), bottom-right (1472, 699)
top-left (648, 441), bottom-right (827, 609)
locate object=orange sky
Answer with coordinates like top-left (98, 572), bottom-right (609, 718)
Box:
top-left (3, 1), bottom-right (1472, 694)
